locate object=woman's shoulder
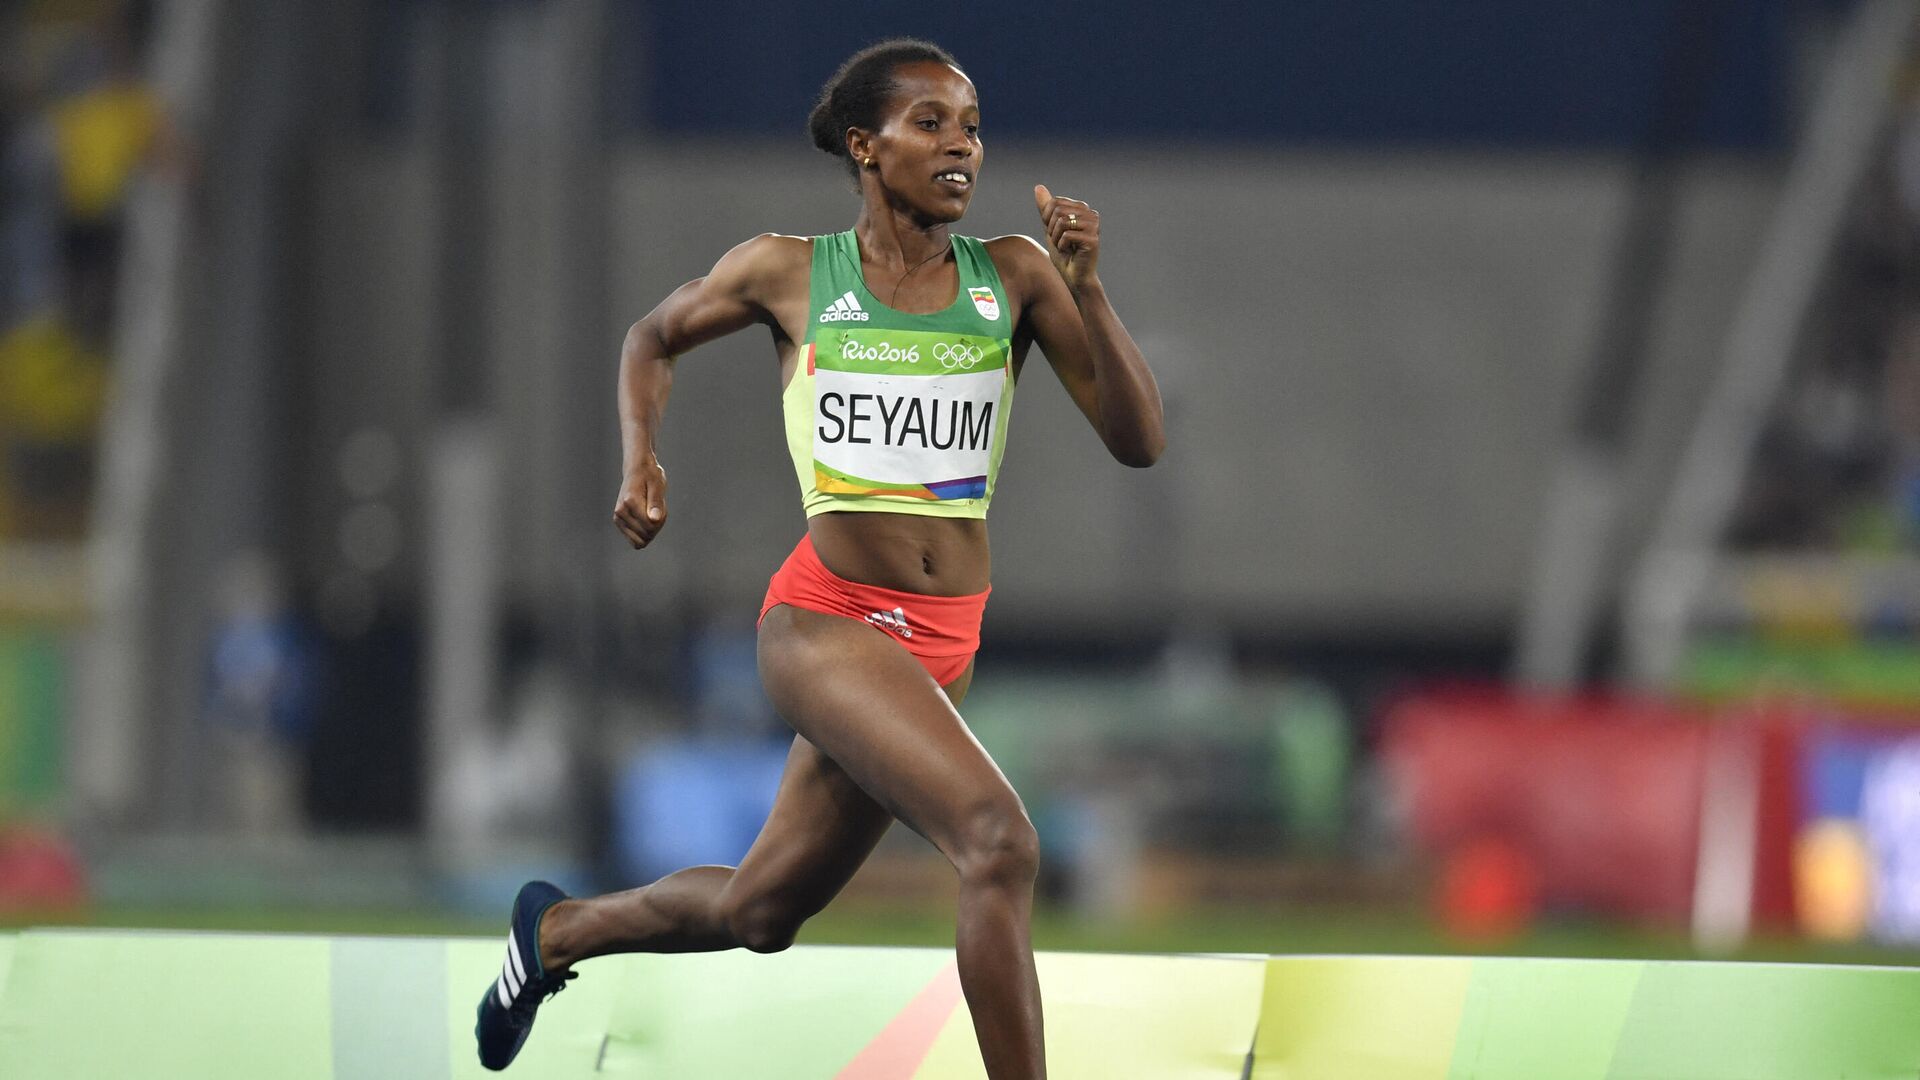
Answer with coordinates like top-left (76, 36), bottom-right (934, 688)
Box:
top-left (732, 232), bottom-right (816, 266)
top-left (979, 234), bottom-right (1052, 291)
top-left (980, 233), bottom-right (1049, 261)
top-left (708, 233), bottom-right (814, 292)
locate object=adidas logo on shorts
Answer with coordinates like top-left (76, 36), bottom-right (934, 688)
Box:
top-left (819, 291), bottom-right (870, 323)
top-left (865, 606), bottom-right (912, 638)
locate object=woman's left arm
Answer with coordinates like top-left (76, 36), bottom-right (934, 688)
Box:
top-left (999, 184), bottom-right (1166, 468)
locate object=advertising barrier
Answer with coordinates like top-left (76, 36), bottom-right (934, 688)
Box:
top-left (1, 932), bottom-right (1917, 1078)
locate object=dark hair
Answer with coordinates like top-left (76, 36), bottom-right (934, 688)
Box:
top-left (807, 38), bottom-right (962, 180)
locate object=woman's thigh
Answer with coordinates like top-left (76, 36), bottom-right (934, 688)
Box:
top-left (723, 733), bottom-right (893, 916)
top-left (756, 605), bottom-right (1022, 856)
top-left (726, 626), bottom-right (976, 911)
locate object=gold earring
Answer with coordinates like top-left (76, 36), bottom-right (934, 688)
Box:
top-left (865, 157), bottom-right (875, 168)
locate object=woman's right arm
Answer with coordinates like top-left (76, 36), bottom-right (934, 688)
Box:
top-left (613, 234), bottom-right (803, 549)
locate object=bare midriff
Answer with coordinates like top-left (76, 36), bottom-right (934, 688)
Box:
top-left (807, 511), bottom-right (990, 597)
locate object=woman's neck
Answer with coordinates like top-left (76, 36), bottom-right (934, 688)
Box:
top-left (852, 204), bottom-right (952, 271)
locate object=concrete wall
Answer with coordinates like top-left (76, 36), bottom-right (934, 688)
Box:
top-left (303, 142), bottom-right (1778, 636)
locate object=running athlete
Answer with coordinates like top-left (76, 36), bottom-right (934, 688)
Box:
top-left (475, 39), bottom-right (1165, 1078)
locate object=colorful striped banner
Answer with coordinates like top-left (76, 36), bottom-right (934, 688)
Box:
top-left (0, 932), bottom-right (1913, 1077)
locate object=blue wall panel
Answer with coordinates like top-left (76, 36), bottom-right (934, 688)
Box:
top-left (625, 0), bottom-right (1792, 148)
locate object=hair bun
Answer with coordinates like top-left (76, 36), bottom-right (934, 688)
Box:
top-left (806, 39), bottom-right (960, 181)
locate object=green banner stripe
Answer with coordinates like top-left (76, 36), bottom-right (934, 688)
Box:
top-left (1249, 955), bottom-right (1920, 1079)
top-left (0, 632), bottom-right (64, 804)
top-left (1016, 952), bottom-right (1265, 1079)
top-left (1254, 956), bottom-right (1473, 1079)
top-left (330, 937), bottom-right (448, 1080)
top-left (0, 638), bottom-right (18, 799)
top-left (599, 944), bottom-right (952, 1077)
top-left (1445, 958), bottom-right (1643, 1080)
top-left (1604, 961), bottom-right (1920, 1078)
top-left (17, 634), bottom-right (61, 801)
top-left (1, 932), bottom-right (1918, 1077)
top-left (0, 929), bottom-right (334, 1079)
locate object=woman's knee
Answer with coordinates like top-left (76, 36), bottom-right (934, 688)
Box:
top-left (949, 801), bottom-right (1041, 890)
top-left (716, 887), bottom-right (808, 954)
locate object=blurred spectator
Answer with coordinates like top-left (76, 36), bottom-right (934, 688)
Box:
top-left (1, 74), bottom-right (61, 324)
top-left (46, 7), bottom-right (173, 340)
top-left (201, 552), bottom-right (319, 839)
top-left (1728, 78), bottom-right (1920, 556)
top-left (0, 311), bottom-right (105, 538)
top-left (1887, 312), bottom-right (1920, 547)
top-left (0, 0), bottom-right (183, 541)
top-left (1883, 82), bottom-right (1920, 549)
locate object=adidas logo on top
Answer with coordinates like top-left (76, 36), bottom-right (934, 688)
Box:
top-left (819, 291), bottom-right (870, 323)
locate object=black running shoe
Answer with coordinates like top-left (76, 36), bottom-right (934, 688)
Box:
top-left (475, 880), bottom-right (577, 1071)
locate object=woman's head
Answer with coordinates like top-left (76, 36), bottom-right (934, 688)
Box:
top-left (808, 39), bottom-right (980, 219)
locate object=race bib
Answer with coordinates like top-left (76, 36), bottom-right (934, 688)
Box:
top-left (811, 328), bottom-right (1008, 500)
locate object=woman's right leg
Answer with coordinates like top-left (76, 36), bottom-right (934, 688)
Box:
top-left (538, 732), bottom-right (893, 967)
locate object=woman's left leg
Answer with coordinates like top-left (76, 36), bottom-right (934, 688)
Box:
top-left (758, 606), bottom-right (1045, 1079)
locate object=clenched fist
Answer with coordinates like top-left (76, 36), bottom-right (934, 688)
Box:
top-left (613, 458), bottom-right (668, 548)
top-left (1034, 183), bottom-right (1100, 288)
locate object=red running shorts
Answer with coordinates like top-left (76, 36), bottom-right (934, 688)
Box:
top-left (759, 533), bottom-right (989, 687)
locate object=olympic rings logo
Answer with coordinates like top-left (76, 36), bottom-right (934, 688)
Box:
top-left (933, 342), bottom-right (986, 370)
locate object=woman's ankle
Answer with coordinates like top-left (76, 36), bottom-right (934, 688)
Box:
top-left (537, 898), bottom-right (582, 972)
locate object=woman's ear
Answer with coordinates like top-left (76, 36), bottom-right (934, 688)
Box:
top-left (847, 129), bottom-right (874, 169)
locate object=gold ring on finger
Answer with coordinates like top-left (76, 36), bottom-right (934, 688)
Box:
top-left (1067, 213), bottom-right (1079, 226)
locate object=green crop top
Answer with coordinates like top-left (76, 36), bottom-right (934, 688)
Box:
top-left (782, 230), bottom-right (1016, 519)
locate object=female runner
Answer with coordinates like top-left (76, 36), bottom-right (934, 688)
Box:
top-left (475, 39), bottom-right (1165, 1078)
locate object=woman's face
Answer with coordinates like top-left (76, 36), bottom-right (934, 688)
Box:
top-left (863, 61), bottom-right (982, 223)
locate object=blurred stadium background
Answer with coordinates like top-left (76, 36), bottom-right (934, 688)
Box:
top-left (3, 0), bottom-right (1920, 968)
